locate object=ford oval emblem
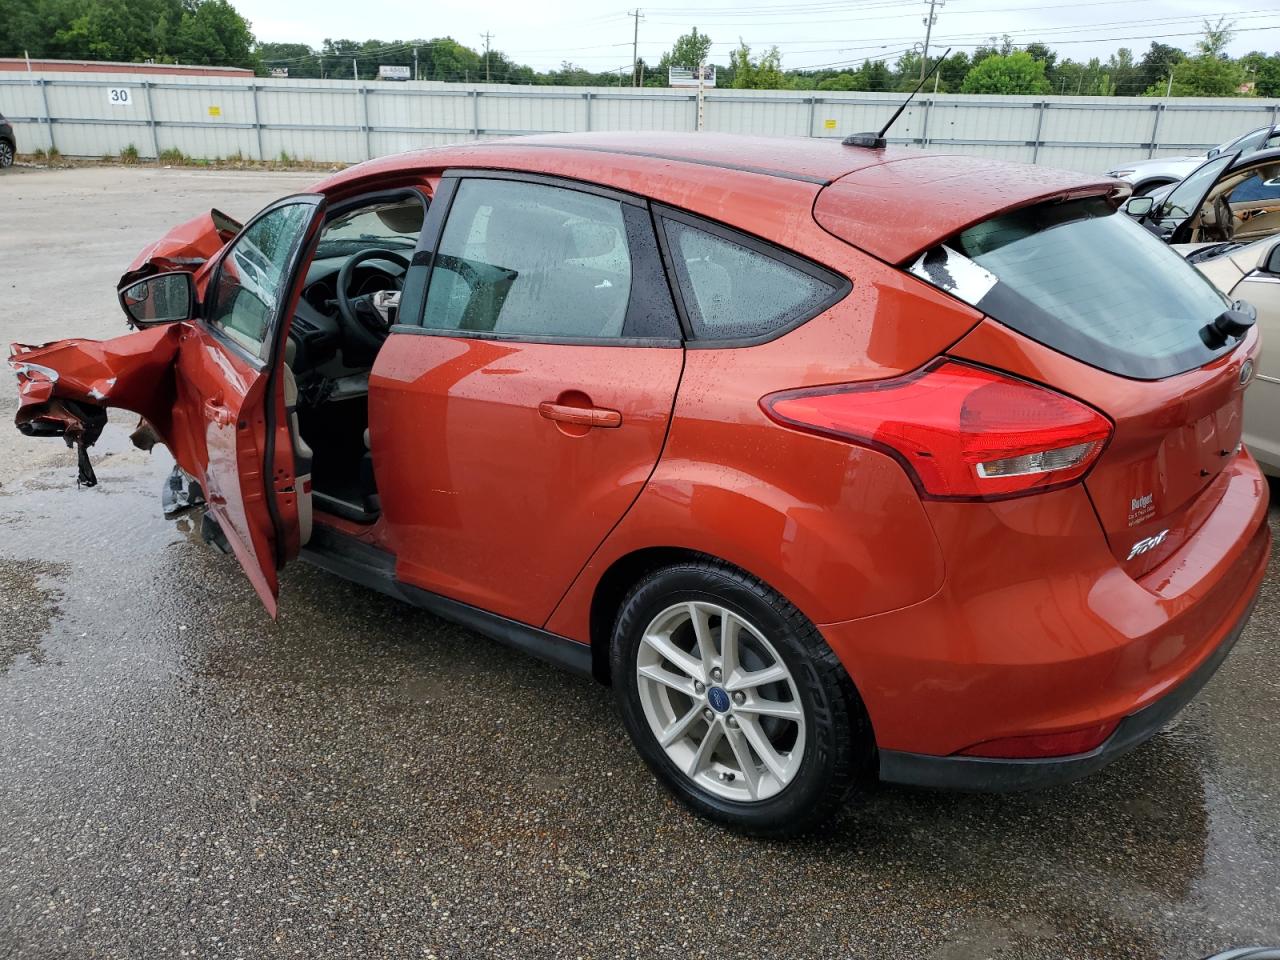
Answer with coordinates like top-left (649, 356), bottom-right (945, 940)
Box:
top-left (1240, 359), bottom-right (1254, 386)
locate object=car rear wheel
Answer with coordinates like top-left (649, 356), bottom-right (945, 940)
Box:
top-left (611, 559), bottom-right (870, 837)
top-left (0, 140), bottom-right (13, 169)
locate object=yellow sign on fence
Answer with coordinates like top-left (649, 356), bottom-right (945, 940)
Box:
top-left (208, 105), bottom-right (222, 118)
top-left (823, 119), bottom-right (837, 130)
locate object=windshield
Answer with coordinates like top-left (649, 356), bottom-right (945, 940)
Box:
top-left (1215, 126), bottom-right (1270, 157)
top-left (1156, 153), bottom-right (1236, 223)
top-left (929, 197), bottom-right (1231, 380)
top-left (316, 198), bottom-right (423, 255)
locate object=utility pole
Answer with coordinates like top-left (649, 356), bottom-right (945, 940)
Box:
top-left (352, 57), bottom-right (358, 81)
top-left (481, 31), bottom-right (493, 83)
top-left (414, 46), bottom-right (419, 81)
top-left (629, 9), bottom-right (643, 87)
top-left (920, 0), bottom-right (943, 82)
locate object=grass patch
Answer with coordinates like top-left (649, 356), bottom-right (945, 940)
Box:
top-left (121, 143), bottom-right (140, 164)
top-left (158, 147), bottom-right (189, 165)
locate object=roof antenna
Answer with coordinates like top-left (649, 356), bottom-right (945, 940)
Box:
top-left (843, 47), bottom-right (951, 149)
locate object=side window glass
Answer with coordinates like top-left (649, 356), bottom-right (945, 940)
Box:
top-left (1229, 169), bottom-right (1280, 204)
top-left (206, 202), bottom-right (315, 357)
top-left (424, 179), bottom-right (633, 339)
top-left (661, 218), bottom-right (840, 341)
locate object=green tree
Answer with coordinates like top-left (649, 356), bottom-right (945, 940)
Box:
top-left (937, 50), bottom-right (970, 91)
top-left (816, 72), bottom-right (859, 92)
top-left (1139, 42), bottom-right (1187, 91)
top-left (256, 42), bottom-right (320, 78)
top-left (1241, 52), bottom-right (1280, 97)
top-left (853, 58), bottom-right (891, 91)
top-left (960, 51), bottom-right (1051, 94)
top-left (1197, 16), bottom-right (1234, 58)
top-left (1146, 55), bottom-right (1244, 97)
top-left (173, 0), bottom-right (256, 69)
top-left (660, 26), bottom-right (712, 70)
top-left (730, 40), bottom-right (783, 89)
top-left (1143, 19), bottom-right (1244, 96)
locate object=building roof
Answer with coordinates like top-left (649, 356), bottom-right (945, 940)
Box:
top-left (0, 58), bottom-right (253, 77)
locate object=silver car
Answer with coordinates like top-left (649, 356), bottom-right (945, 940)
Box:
top-left (1193, 234), bottom-right (1280, 477)
top-left (1108, 124), bottom-right (1280, 196)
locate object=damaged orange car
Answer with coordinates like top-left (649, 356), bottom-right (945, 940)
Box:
top-left (10, 133), bottom-right (1270, 836)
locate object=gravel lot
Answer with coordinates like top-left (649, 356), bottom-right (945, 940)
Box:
top-left (2, 165), bottom-right (1280, 960)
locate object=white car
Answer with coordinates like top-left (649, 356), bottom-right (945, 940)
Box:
top-left (1107, 124), bottom-right (1280, 196)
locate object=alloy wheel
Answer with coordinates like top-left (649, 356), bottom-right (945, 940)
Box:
top-left (635, 600), bottom-right (806, 802)
top-left (0, 142), bottom-right (13, 168)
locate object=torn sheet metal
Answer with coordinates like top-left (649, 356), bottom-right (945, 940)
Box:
top-left (118, 208), bottom-right (241, 290)
top-left (10, 326), bottom-right (184, 487)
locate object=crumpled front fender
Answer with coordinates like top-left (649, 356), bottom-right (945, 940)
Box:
top-left (10, 324), bottom-right (184, 446)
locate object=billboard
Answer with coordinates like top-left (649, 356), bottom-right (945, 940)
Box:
top-left (668, 65), bottom-right (716, 88)
top-left (378, 65), bottom-right (411, 81)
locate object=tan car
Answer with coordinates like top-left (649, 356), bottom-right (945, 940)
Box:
top-left (1192, 235), bottom-right (1280, 476)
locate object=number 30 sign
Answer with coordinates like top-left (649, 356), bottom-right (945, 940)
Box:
top-left (107, 87), bottom-right (132, 106)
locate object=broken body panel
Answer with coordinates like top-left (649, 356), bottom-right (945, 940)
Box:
top-left (9, 199), bottom-right (322, 616)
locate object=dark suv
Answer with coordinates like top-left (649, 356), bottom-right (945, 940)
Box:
top-left (0, 113), bottom-right (15, 168)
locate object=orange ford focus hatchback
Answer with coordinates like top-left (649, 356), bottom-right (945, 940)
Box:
top-left (10, 133), bottom-right (1270, 836)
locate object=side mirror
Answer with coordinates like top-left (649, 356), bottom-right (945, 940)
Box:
top-left (1264, 244), bottom-right (1280, 275)
top-left (119, 271), bottom-right (195, 328)
top-left (1208, 147), bottom-right (1221, 158)
top-left (1124, 195), bottom-right (1155, 218)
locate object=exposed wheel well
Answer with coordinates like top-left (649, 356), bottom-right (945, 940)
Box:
top-left (1133, 177), bottom-right (1177, 196)
top-left (588, 547), bottom-right (716, 684)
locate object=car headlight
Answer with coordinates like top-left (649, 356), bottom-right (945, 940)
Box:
top-left (1107, 169), bottom-right (1135, 178)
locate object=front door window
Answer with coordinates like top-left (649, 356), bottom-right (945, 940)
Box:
top-left (205, 201), bottom-right (318, 358)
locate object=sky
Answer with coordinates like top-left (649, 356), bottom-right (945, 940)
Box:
top-left (235, 0), bottom-right (1280, 74)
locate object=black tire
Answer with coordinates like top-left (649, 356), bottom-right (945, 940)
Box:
top-left (610, 559), bottom-right (872, 838)
top-left (0, 139), bottom-right (13, 169)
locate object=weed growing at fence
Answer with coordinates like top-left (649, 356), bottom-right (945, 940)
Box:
top-left (121, 144), bottom-right (140, 164)
top-left (158, 147), bottom-right (189, 165)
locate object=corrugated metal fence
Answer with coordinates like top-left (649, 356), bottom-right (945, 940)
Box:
top-left (4, 71), bottom-right (1279, 173)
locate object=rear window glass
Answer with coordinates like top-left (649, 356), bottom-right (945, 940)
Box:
top-left (915, 198), bottom-right (1232, 380)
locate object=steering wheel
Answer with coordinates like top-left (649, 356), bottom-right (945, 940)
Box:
top-left (1211, 193), bottom-right (1236, 242)
top-left (336, 248), bottom-right (412, 340)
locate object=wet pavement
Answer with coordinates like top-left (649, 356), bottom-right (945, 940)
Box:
top-left (3, 166), bottom-right (1280, 959)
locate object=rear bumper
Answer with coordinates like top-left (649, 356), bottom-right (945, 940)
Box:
top-left (878, 587), bottom-right (1259, 791)
top-left (818, 450), bottom-right (1271, 781)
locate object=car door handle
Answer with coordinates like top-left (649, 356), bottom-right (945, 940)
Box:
top-left (203, 397), bottom-right (234, 427)
top-left (538, 401), bottom-right (622, 429)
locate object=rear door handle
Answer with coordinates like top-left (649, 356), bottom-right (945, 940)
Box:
top-left (538, 401), bottom-right (622, 429)
top-left (203, 397), bottom-right (234, 427)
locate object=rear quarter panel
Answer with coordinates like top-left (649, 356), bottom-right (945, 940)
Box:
top-left (545, 252), bottom-right (985, 640)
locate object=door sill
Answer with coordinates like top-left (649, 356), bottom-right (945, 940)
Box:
top-left (299, 524), bottom-right (593, 678)
top-left (313, 490), bottom-right (379, 524)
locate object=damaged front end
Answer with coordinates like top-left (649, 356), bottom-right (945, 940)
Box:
top-left (10, 357), bottom-right (108, 485)
top-left (9, 326), bottom-right (182, 487)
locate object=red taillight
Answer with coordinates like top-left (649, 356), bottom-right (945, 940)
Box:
top-left (762, 360), bottom-right (1112, 501)
top-left (957, 720), bottom-right (1120, 759)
